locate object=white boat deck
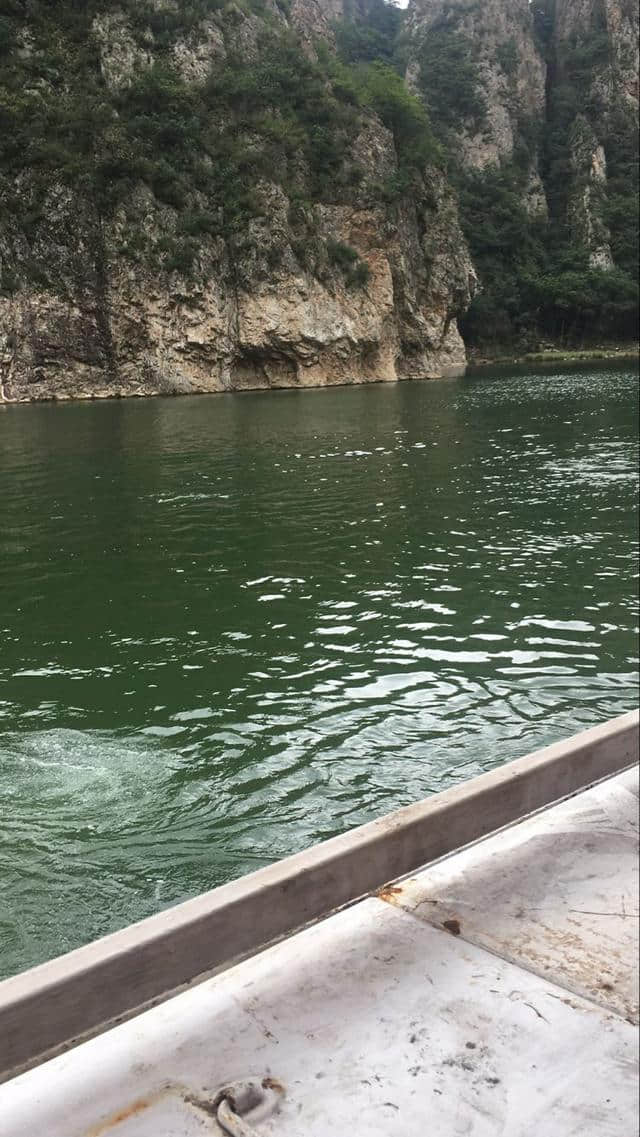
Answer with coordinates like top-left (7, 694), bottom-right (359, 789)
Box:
top-left (1, 762), bottom-right (637, 1136)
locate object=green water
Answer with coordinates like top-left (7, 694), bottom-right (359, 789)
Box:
top-left (0, 367), bottom-right (638, 978)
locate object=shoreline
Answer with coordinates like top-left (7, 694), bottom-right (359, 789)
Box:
top-left (2, 346), bottom-right (638, 407)
top-left (467, 344), bottom-right (639, 370)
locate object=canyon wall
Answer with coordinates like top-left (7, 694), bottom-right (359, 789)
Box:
top-left (0, 0), bottom-right (637, 400)
top-left (0, 0), bottom-right (474, 402)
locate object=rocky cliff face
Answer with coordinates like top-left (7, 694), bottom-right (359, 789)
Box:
top-left (407, 0), bottom-right (548, 213)
top-left (0, 162), bottom-right (473, 403)
top-left (409, 0), bottom-right (639, 259)
top-left (0, 0), bottom-right (636, 400)
top-left (554, 0), bottom-right (639, 107)
top-left (0, 0), bottom-right (474, 403)
top-left (549, 0), bottom-right (639, 267)
top-left (406, 0), bottom-right (637, 348)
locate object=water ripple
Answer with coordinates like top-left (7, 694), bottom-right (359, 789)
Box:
top-left (0, 365), bottom-right (637, 976)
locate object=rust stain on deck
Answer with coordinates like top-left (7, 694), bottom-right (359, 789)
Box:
top-left (377, 885), bottom-right (404, 904)
top-left (262, 1076), bottom-right (285, 1094)
top-left (85, 1094), bottom-right (159, 1135)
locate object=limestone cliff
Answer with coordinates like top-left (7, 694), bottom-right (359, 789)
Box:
top-left (407, 0), bottom-right (548, 213)
top-left (405, 0), bottom-right (638, 348)
top-left (0, 0), bottom-right (637, 395)
top-left (0, 0), bottom-right (474, 402)
top-left (548, 0), bottom-right (639, 267)
top-left (553, 0), bottom-right (639, 109)
top-left (0, 163), bottom-right (473, 402)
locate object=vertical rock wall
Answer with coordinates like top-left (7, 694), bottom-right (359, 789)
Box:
top-left (551, 0), bottom-right (639, 266)
top-left (407, 0), bottom-right (547, 213)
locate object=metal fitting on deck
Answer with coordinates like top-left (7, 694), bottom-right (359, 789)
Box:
top-left (216, 1077), bottom-right (285, 1136)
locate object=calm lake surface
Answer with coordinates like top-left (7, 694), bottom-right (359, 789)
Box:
top-left (0, 366), bottom-right (638, 978)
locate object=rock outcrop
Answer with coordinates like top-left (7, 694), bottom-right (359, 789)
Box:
top-left (0, 181), bottom-right (474, 402)
top-left (566, 117), bottom-right (614, 269)
top-left (0, 0), bottom-right (475, 402)
top-left (407, 0), bottom-right (548, 213)
top-left (554, 0), bottom-right (639, 110)
top-left (0, 0), bottom-right (637, 398)
top-left (550, 0), bottom-right (639, 267)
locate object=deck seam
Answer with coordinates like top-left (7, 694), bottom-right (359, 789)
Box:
top-left (374, 893), bottom-right (639, 1024)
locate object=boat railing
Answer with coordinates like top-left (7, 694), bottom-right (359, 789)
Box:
top-left (0, 709), bottom-right (637, 1083)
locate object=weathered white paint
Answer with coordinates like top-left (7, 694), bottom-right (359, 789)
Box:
top-left (0, 765), bottom-right (637, 1136)
top-left (0, 710), bottom-right (636, 1080)
top-left (384, 764), bottom-right (639, 1023)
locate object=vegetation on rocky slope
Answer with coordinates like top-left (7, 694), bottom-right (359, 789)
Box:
top-left (411, 0), bottom-right (639, 349)
top-left (0, 0), bottom-right (440, 295)
top-left (0, 0), bottom-right (637, 373)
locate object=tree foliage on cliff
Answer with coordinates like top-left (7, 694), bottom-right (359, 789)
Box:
top-left (0, 0), bottom-right (637, 348)
top-left (0, 0), bottom-right (438, 292)
top-left (416, 20), bottom-right (487, 134)
top-left (409, 0), bottom-right (639, 348)
top-left (457, 154), bottom-right (638, 346)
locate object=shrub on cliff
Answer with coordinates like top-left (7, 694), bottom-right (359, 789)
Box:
top-left (352, 61), bottom-right (440, 171)
top-left (416, 24), bottom-right (487, 134)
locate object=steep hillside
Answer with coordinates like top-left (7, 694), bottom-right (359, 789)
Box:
top-left (0, 0), bottom-right (637, 400)
top-left (546, 0), bottom-right (639, 275)
top-left (0, 0), bottom-right (474, 401)
top-left (408, 0), bottom-right (547, 210)
top-left (408, 0), bottom-right (638, 350)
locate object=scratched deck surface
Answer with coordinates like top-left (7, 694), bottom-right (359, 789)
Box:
top-left (1, 768), bottom-right (638, 1137)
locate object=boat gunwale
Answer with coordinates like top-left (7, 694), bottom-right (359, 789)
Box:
top-left (0, 710), bottom-right (637, 1083)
